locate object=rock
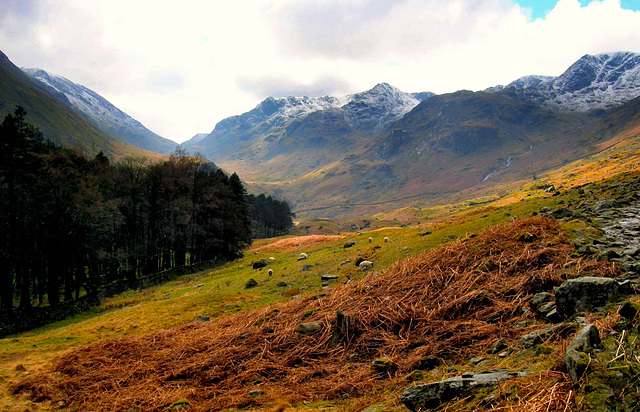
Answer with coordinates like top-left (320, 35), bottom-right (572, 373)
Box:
top-left (248, 389), bottom-right (264, 398)
top-left (415, 356), bottom-right (442, 371)
top-left (321, 275), bottom-right (339, 281)
top-left (401, 370), bottom-right (528, 411)
top-left (14, 364), bottom-right (26, 372)
top-left (193, 315), bottom-right (210, 323)
top-left (540, 206), bottom-right (553, 213)
top-left (488, 338), bottom-right (508, 354)
top-left (519, 324), bottom-right (572, 348)
top-left (244, 278), bottom-right (258, 289)
top-left (618, 300), bottom-right (640, 321)
top-left (165, 399), bottom-right (190, 410)
top-left (565, 323), bottom-right (601, 381)
top-left (550, 207), bottom-right (573, 219)
top-left (594, 199), bottom-right (620, 211)
top-left (343, 241), bottom-right (356, 248)
top-left (530, 292), bottom-right (554, 315)
top-left (295, 322), bottom-right (323, 335)
top-left (276, 281), bottom-right (288, 287)
top-left (371, 358), bottom-right (396, 377)
top-left (555, 277), bottom-right (622, 317)
top-left (252, 259), bottom-right (269, 269)
top-left (301, 264), bottom-right (312, 272)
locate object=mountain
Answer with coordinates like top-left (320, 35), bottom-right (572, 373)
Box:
top-left (494, 51), bottom-right (640, 111)
top-left (22, 68), bottom-right (177, 154)
top-left (187, 83), bottom-right (431, 181)
top-left (234, 52), bottom-right (640, 217)
top-left (0, 50), bottom-right (163, 160)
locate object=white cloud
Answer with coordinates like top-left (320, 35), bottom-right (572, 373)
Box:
top-left (1, 0), bottom-right (640, 143)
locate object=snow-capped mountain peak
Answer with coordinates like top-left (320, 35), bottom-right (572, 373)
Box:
top-left (491, 51), bottom-right (640, 111)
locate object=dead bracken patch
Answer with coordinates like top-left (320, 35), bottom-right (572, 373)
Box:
top-left (252, 235), bottom-right (344, 252)
top-left (13, 216), bottom-right (617, 411)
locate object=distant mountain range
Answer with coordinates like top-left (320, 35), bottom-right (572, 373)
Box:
top-left (183, 51), bottom-right (640, 216)
top-left (4, 46), bottom-right (640, 217)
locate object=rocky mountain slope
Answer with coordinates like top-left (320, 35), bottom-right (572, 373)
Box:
top-left (0, 50), bottom-right (161, 160)
top-left (493, 51), bottom-right (640, 111)
top-left (23, 68), bottom-right (178, 154)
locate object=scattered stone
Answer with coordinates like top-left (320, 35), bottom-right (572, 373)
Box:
top-left (488, 338), bottom-right (508, 354)
top-left (415, 356), bottom-right (442, 371)
top-left (248, 389), bottom-right (264, 398)
top-left (244, 278), bottom-right (258, 289)
top-left (301, 264), bottom-right (312, 272)
top-left (371, 358), bottom-right (396, 377)
top-left (194, 284), bottom-right (204, 289)
top-left (252, 259), bottom-right (269, 269)
top-left (550, 207), bottom-right (573, 219)
top-left (276, 281), bottom-right (288, 287)
top-left (519, 324), bottom-right (572, 348)
top-left (529, 292), bottom-right (554, 315)
top-left (469, 356), bottom-right (486, 366)
top-left (555, 276), bottom-right (623, 317)
top-left (343, 241), bottom-right (356, 249)
top-left (618, 300), bottom-right (640, 321)
top-left (295, 322), bottom-right (323, 335)
top-left (193, 315), bottom-right (210, 323)
top-left (321, 275), bottom-right (339, 281)
top-left (401, 370), bottom-right (528, 411)
top-left (14, 364), bottom-right (26, 372)
top-left (565, 323), bottom-right (601, 381)
top-left (539, 206), bottom-right (553, 213)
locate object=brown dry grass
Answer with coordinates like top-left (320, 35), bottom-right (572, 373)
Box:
top-left (252, 235), bottom-right (345, 252)
top-left (12, 216), bottom-right (617, 411)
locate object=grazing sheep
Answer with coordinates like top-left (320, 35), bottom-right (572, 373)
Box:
top-left (268, 257), bottom-right (276, 262)
top-left (368, 237), bottom-right (373, 243)
top-left (359, 260), bottom-right (374, 271)
top-left (383, 237), bottom-right (390, 243)
top-left (268, 269), bottom-right (273, 276)
top-left (298, 253), bottom-right (308, 261)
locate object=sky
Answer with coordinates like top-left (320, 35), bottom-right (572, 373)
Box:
top-left (1, 0), bottom-right (640, 144)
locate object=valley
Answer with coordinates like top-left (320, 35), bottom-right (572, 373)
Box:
top-left (2, 47), bottom-right (640, 411)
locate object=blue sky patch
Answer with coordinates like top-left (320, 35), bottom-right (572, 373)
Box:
top-left (516, 0), bottom-right (640, 20)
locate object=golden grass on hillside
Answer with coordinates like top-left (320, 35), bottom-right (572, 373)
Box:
top-left (253, 235), bottom-right (345, 252)
top-left (12, 216), bottom-right (617, 411)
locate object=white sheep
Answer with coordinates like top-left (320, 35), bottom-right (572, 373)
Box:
top-left (359, 260), bottom-right (374, 271)
top-left (368, 237), bottom-right (373, 243)
top-left (268, 257), bottom-right (276, 262)
top-left (383, 237), bottom-right (390, 243)
top-left (297, 253), bottom-right (308, 261)
top-left (268, 269), bottom-right (273, 276)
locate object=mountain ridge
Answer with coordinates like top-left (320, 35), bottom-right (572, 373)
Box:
top-left (22, 68), bottom-right (178, 154)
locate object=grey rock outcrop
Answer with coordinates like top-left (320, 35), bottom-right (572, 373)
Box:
top-left (555, 277), bottom-right (624, 317)
top-left (401, 370), bottom-right (527, 411)
top-left (565, 323), bottom-right (601, 381)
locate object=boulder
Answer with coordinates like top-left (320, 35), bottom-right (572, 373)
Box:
top-left (550, 207), bottom-right (573, 219)
top-left (619, 300), bottom-right (640, 321)
top-left (415, 356), bottom-right (442, 371)
top-left (519, 324), bottom-right (574, 348)
top-left (555, 277), bottom-right (622, 317)
top-left (193, 315), bottom-right (210, 323)
top-left (401, 370), bottom-right (527, 411)
top-left (295, 322), bottom-right (323, 335)
top-left (343, 241), bottom-right (356, 249)
top-left (371, 358), bottom-right (396, 377)
top-left (321, 275), bottom-right (339, 281)
top-left (565, 323), bottom-right (601, 381)
top-left (252, 259), bottom-right (269, 269)
top-left (244, 278), bottom-right (258, 289)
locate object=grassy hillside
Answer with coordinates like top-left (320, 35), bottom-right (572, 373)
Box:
top-left (0, 50), bottom-right (164, 161)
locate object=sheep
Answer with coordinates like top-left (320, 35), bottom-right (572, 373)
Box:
top-left (268, 257), bottom-right (276, 262)
top-left (359, 260), bottom-right (374, 271)
top-left (268, 269), bottom-right (273, 276)
top-left (297, 253), bottom-right (308, 261)
top-left (368, 237), bottom-right (373, 243)
top-left (383, 237), bottom-right (390, 243)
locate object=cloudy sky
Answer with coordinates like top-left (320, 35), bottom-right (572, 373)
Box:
top-left (1, 0), bottom-right (640, 143)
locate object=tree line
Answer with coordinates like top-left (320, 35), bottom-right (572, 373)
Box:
top-left (247, 194), bottom-right (295, 238)
top-left (0, 107), bottom-right (291, 314)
